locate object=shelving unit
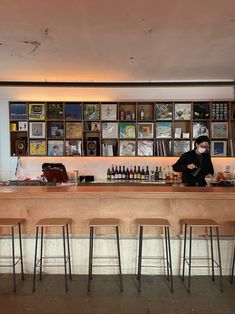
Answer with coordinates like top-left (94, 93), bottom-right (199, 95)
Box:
top-left (9, 100), bottom-right (235, 157)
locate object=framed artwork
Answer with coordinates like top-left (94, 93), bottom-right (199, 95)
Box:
top-left (66, 122), bottom-right (82, 139)
top-left (155, 103), bottom-right (173, 120)
top-left (137, 123), bottom-right (153, 138)
top-left (174, 103), bottom-right (191, 120)
top-left (29, 103), bottom-right (45, 120)
top-left (211, 140), bottom-right (227, 157)
top-left (156, 122), bottom-right (172, 138)
top-left (18, 121), bottom-right (28, 131)
top-left (47, 122), bottom-right (64, 138)
top-left (173, 140), bottom-right (190, 156)
top-left (192, 122), bottom-right (209, 138)
top-left (65, 103), bottom-right (82, 120)
top-left (83, 104), bottom-right (100, 120)
top-left (137, 140), bottom-right (154, 156)
top-left (9, 103), bottom-right (27, 120)
top-left (101, 104), bottom-right (117, 120)
top-left (65, 140), bottom-right (82, 156)
top-left (47, 103), bottom-right (64, 119)
top-left (119, 122), bottom-right (136, 139)
top-left (211, 122), bottom-right (228, 138)
top-left (119, 140), bottom-right (136, 156)
top-left (102, 122), bottom-right (118, 138)
top-left (29, 122), bottom-right (45, 138)
top-left (91, 122), bottom-right (100, 131)
top-left (29, 140), bottom-right (46, 156)
top-left (48, 140), bottom-right (64, 156)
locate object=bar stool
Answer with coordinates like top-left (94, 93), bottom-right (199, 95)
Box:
top-left (136, 218), bottom-right (173, 293)
top-left (181, 219), bottom-right (223, 293)
top-left (32, 218), bottom-right (72, 292)
top-left (0, 218), bottom-right (24, 292)
top-left (88, 218), bottom-right (123, 292)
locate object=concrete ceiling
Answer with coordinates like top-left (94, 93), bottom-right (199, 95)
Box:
top-left (0, 0), bottom-right (235, 82)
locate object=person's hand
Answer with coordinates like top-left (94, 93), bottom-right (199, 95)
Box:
top-left (187, 163), bottom-right (197, 170)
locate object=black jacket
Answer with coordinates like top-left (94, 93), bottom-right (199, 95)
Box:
top-left (172, 150), bottom-right (214, 186)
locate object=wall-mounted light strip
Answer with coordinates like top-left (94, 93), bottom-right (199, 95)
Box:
top-left (0, 81), bottom-right (234, 88)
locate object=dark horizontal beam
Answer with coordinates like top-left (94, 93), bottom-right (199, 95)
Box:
top-left (0, 81), bottom-right (234, 88)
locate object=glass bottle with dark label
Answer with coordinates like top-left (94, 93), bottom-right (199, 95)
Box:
top-left (114, 166), bottom-right (119, 180)
top-left (141, 167), bottom-right (145, 181)
top-left (137, 166), bottom-right (141, 181)
top-left (118, 166), bottom-right (122, 180)
top-left (111, 165), bottom-right (115, 180)
top-left (122, 166), bottom-right (126, 180)
top-left (129, 166), bottom-right (134, 180)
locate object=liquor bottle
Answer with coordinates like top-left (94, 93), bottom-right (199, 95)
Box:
top-left (155, 166), bottom-right (159, 181)
top-left (145, 166), bottom-right (150, 181)
top-left (140, 107), bottom-right (145, 120)
top-left (120, 110), bottom-right (124, 120)
top-left (114, 166), bottom-right (119, 180)
top-left (159, 166), bottom-right (163, 180)
top-left (107, 167), bottom-right (111, 181)
top-left (122, 166), bottom-right (126, 180)
top-left (129, 166), bottom-right (134, 180)
top-left (137, 166), bottom-right (141, 181)
top-left (141, 167), bottom-right (145, 181)
top-left (118, 165), bottom-right (122, 180)
top-left (134, 166), bottom-right (138, 181)
top-left (126, 167), bottom-right (130, 180)
top-left (111, 165), bottom-right (115, 180)
top-left (132, 112), bottom-right (135, 120)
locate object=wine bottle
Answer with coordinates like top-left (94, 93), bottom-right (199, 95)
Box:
top-left (122, 166), bottom-right (126, 180)
top-left (134, 166), bottom-right (138, 181)
top-left (141, 167), bottom-right (145, 181)
top-left (129, 166), bottom-right (134, 180)
top-left (111, 165), bottom-right (115, 180)
top-left (107, 167), bottom-right (111, 181)
top-left (137, 166), bottom-right (141, 181)
top-left (155, 166), bottom-right (159, 181)
top-left (114, 166), bottom-right (119, 180)
top-left (145, 166), bottom-right (149, 180)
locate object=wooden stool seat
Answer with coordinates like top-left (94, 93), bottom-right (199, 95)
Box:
top-left (89, 218), bottom-right (120, 227)
top-left (36, 218), bottom-right (71, 227)
top-left (136, 218), bottom-right (170, 227)
top-left (0, 218), bottom-right (24, 227)
top-left (181, 219), bottom-right (218, 227)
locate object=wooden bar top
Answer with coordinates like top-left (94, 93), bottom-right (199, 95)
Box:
top-left (0, 185), bottom-right (235, 199)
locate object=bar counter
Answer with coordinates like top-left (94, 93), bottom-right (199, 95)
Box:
top-left (0, 185), bottom-right (234, 236)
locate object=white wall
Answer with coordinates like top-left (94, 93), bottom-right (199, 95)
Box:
top-left (0, 86), bottom-right (234, 180)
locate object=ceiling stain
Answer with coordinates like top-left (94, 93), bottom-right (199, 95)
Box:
top-left (147, 28), bottom-right (153, 33)
top-left (129, 56), bottom-right (135, 60)
top-left (21, 40), bottom-right (41, 53)
top-left (44, 28), bottom-right (49, 39)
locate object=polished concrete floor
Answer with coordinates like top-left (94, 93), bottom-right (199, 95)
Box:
top-left (0, 275), bottom-right (234, 314)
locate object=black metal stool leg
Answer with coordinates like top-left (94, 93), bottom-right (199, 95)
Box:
top-left (62, 226), bottom-right (68, 292)
top-left (11, 226), bottom-right (16, 292)
top-left (182, 223), bottom-right (187, 281)
top-left (33, 226), bottom-right (39, 292)
top-left (18, 222), bottom-right (24, 280)
top-left (164, 226), bottom-right (170, 281)
top-left (88, 226), bottom-right (94, 292)
top-left (188, 226), bottom-right (192, 294)
top-left (116, 226), bottom-right (123, 292)
top-left (209, 226), bottom-right (215, 281)
top-left (137, 225), bottom-right (143, 291)
top-left (231, 244), bottom-right (235, 284)
top-left (167, 226), bottom-right (174, 293)
top-left (216, 226), bottom-right (223, 292)
top-left (66, 223), bottom-right (72, 280)
top-left (39, 226), bottom-right (44, 280)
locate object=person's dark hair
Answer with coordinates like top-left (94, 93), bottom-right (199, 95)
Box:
top-left (194, 135), bottom-right (210, 148)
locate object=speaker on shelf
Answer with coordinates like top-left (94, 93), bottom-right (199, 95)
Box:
top-left (15, 138), bottom-right (27, 156)
top-left (86, 138), bottom-right (98, 156)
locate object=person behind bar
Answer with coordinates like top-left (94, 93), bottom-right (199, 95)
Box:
top-left (172, 135), bottom-right (214, 186)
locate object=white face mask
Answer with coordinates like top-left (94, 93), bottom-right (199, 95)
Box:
top-left (197, 147), bottom-right (206, 154)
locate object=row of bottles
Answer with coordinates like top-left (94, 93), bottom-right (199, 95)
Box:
top-left (107, 165), bottom-right (173, 181)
